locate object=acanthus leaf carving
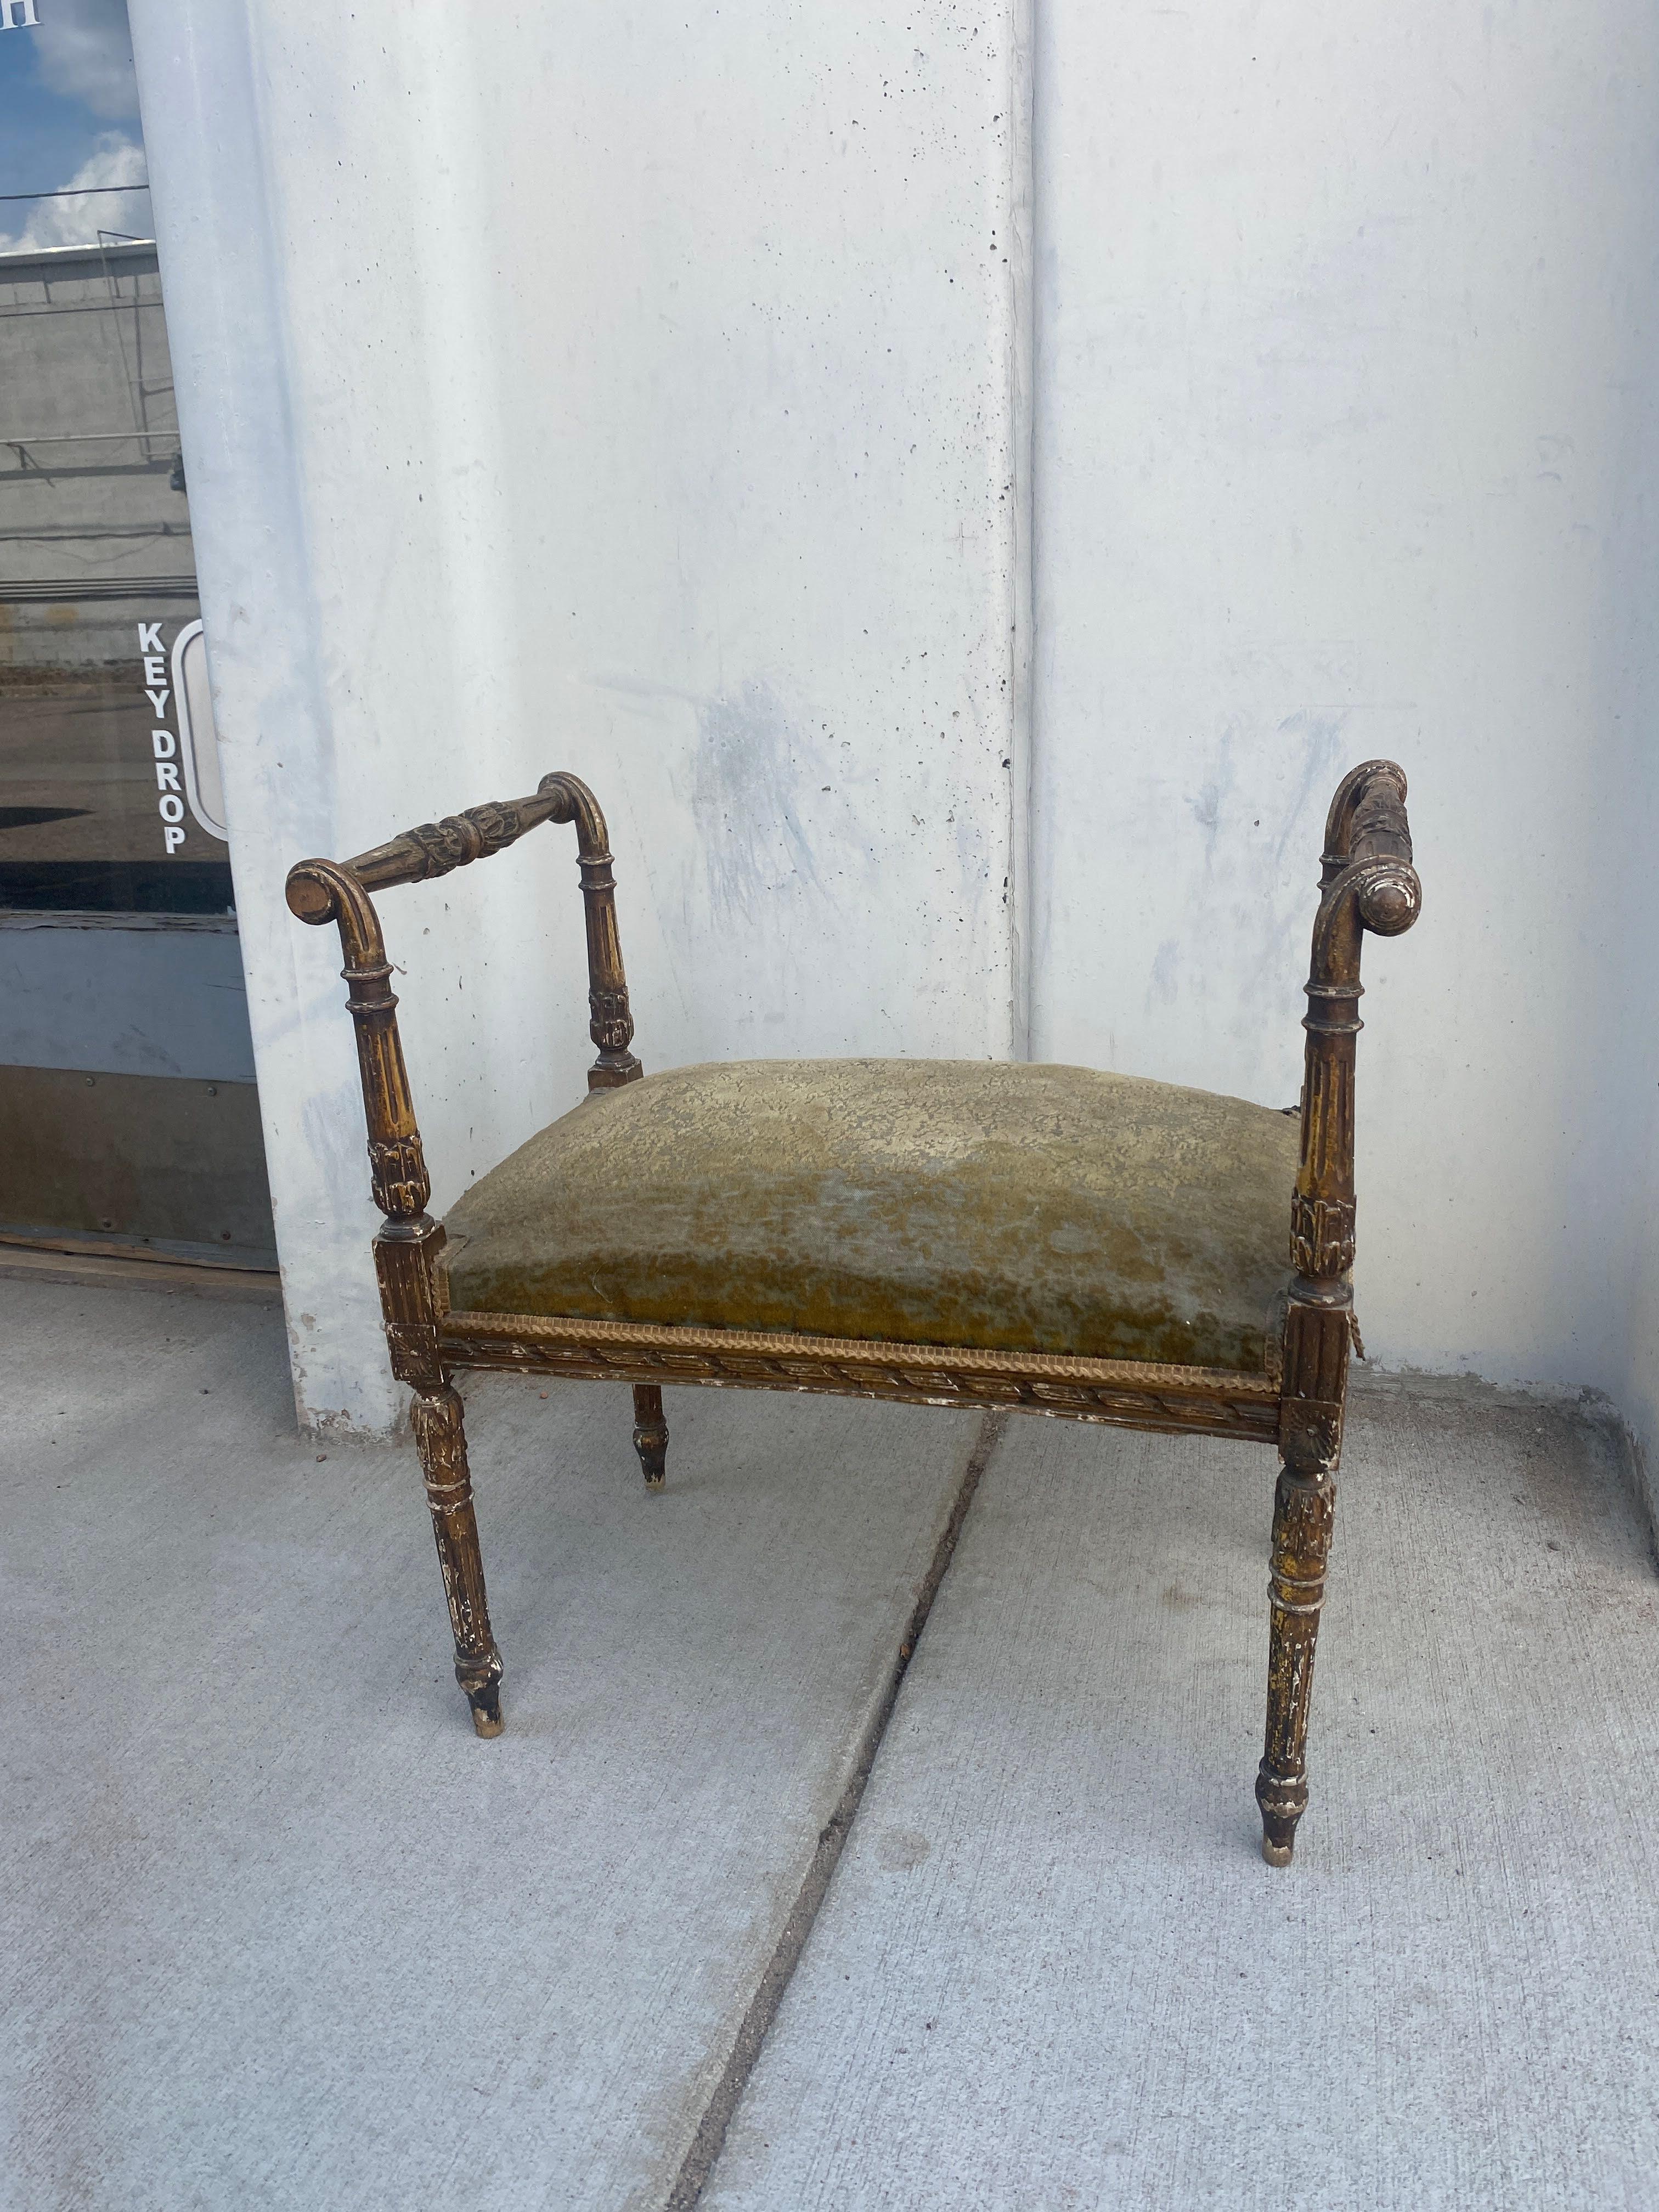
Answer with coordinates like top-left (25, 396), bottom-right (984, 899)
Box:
top-left (369, 1132), bottom-right (431, 1217)
top-left (588, 986), bottom-right (635, 1053)
top-left (402, 803), bottom-right (533, 883)
top-left (1290, 1192), bottom-right (1356, 1278)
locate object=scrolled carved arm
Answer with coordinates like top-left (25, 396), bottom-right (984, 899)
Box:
top-left (1318, 759), bottom-right (1420, 927)
top-left (283, 855), bottom-right (433, 1220)
top-left (1291, 760), bottom-right (1422, 1290)
top-left (285, 772), bottom-right (642, 1224)
top-left (1277, 760), bottom-right (1422, 1469)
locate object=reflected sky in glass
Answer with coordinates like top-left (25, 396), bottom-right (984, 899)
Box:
top-left (0, 1), bottom-right (151, 248)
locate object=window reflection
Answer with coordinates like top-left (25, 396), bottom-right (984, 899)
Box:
top-left (0, 239), bottom-right (228, 913)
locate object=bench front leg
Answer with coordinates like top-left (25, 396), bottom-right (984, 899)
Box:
top-left (1256, 1462), bottom-right (1336, 1864)
top-left (285, 859), bottom-right (507, 1736)
top-left (285, 770), bottom-right (645, 1730)
top-left (1260, 762), bottom-right (1421, 1865)
top-left (411, 1381), bottom-right (504, 1735)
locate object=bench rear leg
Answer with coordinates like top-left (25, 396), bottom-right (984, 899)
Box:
top-left (632, 1384), bottom-right (669, 1489)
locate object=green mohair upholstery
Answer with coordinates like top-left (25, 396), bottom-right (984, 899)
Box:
top-left (441, 1059), bottom-right (1299, 1373)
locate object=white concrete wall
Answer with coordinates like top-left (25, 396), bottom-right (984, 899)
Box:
top-left (1029, 1), bottom-right (1659, 1417)
top-left (129, 1), bottom-right (1659, 1466)
top-left (129, 1), bottom-right (1026, 1430)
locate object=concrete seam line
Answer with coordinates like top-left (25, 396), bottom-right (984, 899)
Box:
top-left (1006, 0), bottom-right (1037, 1062)
top-left (662, 1407), bottom-right (1011, 2211)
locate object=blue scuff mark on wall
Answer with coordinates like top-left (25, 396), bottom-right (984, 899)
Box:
top-left (691, 680), bottom-right (830, 920)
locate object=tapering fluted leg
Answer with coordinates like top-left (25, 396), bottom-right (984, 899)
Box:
top-left (1255, 1462), bottom-right (1337, 1865)
top-left (411, 1384), bottom-right (504, 1736)
top-left (632, 1384), bottom-right (668, 1489)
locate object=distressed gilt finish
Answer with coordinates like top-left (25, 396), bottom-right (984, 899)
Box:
top-left (286, 760), bottom-right (1419, 1861)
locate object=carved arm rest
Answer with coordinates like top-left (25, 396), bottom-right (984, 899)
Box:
top-left (285, 772), bottom-right (641, 1224)
top-left (324, 783), bottom-right (575, 895)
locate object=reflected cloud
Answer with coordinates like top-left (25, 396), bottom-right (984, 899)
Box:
top-left (33, 0), bottom-right (138, 123)
top-left (0, 128), bottom-right (148, 250)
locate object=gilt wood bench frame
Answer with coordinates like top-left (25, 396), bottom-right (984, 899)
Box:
top-left (287, 759), bottom-right (1419, 1866)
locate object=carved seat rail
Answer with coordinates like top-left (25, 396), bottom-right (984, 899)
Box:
top-left (436, 1307), bottom-right (1284, 1441)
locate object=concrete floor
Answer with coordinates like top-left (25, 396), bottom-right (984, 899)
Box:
top-left (706, 1385), bottom-right (1659, 2212)
top-left (5, 1280), bottom-right (1658, 2210)
top-left (0, 1278), bottom-right (979, 2211)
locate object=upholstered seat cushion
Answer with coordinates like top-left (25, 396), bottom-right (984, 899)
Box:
top-left (442, 1059), bottom-right (1297, 1372)
top-left (442, 1053), bottom-right (1300, 1362)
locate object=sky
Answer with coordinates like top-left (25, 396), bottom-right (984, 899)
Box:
top-left (0, 0), bottom-right (153, 251)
